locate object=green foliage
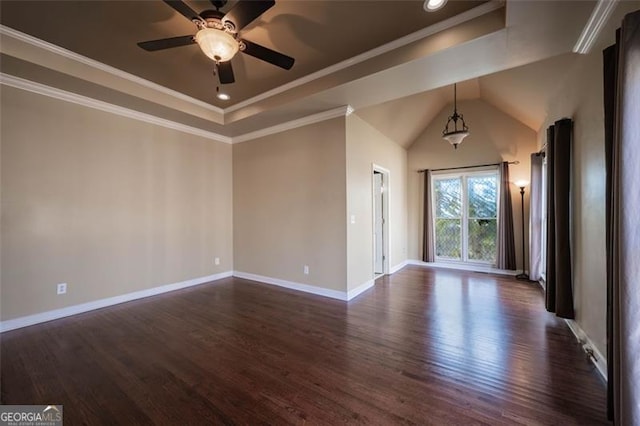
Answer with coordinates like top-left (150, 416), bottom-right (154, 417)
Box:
top-left (468, 219), bottom-right (497, 262)
top-left (435, 218), bottom-right (461, 259)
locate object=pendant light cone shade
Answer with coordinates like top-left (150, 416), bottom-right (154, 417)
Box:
top-left (443, 131), bottom-right (469, 148)
top-left (442, 83), bottom-right (470, 149)
top-left (195, 28), bottom-right (239, 62)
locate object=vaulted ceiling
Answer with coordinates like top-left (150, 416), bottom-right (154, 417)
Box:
top-left (1, 0), bottom-right (628, 144)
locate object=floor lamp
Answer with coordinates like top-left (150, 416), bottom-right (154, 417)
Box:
top-left (514, 180), bottom-right (529, 281)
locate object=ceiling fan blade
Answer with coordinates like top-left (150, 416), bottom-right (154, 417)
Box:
top-left (137, 35), bottom-right (195, 51)
top-left (216, 61), bottom-right (235, 84)
top-left (241, 39), bottom-right (294, 70)
top-left (222, 0), bottom-right (275, 32)
top-left (163, 0), bottom-right (201, 21)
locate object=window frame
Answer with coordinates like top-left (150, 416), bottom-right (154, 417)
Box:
top-left (430, 166), bottom-right (501, 267)
top-left (540, 156), bottom-right (548, 282)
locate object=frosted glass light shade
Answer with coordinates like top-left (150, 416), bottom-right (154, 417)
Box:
top-left (443, 130), bottom-right (469, 149)
top-left (195, 28), bottom-right (239, 62)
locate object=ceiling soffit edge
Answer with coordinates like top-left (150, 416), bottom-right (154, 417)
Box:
top-left (0, 72), bottom-right (232, 143)
top-left (223, 6), bottom-right (505, 125)
top-left (0, 24), bottom-right (224, 119)
top-left (0, 72), bottom-right (352, 145)
top-left (0, 1), bottom-right (503, 123)
top-left (224, 0), bottom-right (505, 114)
top-left (232, 106), bottom-right (350, 143)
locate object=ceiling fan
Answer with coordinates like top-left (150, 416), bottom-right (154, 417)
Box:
top-left (137, 0), bottom-right (295, 85)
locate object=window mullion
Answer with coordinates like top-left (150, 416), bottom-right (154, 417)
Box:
top-left (462, 175), bottom-right (468, 262)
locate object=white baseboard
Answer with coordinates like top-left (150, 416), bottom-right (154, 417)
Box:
top-left (234, 272), bottom-right (378, 302)
top-left (0, 271), bottom-right (233, 333)
top-left (347, 279), bottom-right (375, 300)
top-left (406, 259), bottom-right (519, 276)
top-left (565, 319), bottom-right (608, 382)
top-left (389, 260), bottom-right (408, 274)
top-left (234, 271), bottom-right (349, 301)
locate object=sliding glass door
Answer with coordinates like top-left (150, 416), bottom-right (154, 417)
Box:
top-left (432, 169), bottom-right (499, 265)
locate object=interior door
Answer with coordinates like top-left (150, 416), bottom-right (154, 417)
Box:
top-left (374, 171), bottom-right (384, 274)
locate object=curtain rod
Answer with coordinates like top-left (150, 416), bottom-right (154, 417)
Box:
top-left (417, 160), bottom-right (519, 173)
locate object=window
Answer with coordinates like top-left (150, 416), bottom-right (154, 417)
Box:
top-left (432, 169), bottom-right (499, 265)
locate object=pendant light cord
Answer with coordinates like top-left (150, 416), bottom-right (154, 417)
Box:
top-left (453, 83), bottom-right (457, 113)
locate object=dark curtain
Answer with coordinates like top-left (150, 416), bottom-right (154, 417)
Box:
top-left (496, 162), bottom-right (516, 270)
top-left (604, 10), bottom-right (640, 424)
top-left (422, 170), bottom-right (434, 262)
top-left (544, 119), bottom-right (574, 319)
top-left (603, 34), bottom-right (618, 423)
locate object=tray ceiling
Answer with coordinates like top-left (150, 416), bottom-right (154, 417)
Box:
top-left (0, 0), bottom-right (487, 107)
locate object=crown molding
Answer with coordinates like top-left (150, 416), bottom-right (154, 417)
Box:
top-left (0, 24), bottom-right (224, 115)
top-left (573, 0), bottom-right (619, 54)
top-left (225, 0), bottom-right (505, 113)
top-left (1, 72), bottom-right (351, 145)
top-left (232, 105), bottom-right (351, 143)
top-left (0, 73), bottom-right (232, 144)
top-left (0, 1), bottom-right (504, 118)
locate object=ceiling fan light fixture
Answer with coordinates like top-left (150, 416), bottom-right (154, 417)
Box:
top-left (195, 28), bottom-right (239, 62)
top-left (424, 0), bottom-right (448, 12)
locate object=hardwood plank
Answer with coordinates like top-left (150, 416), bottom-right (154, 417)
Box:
top-left (0, 267), bottom-right (609, 425)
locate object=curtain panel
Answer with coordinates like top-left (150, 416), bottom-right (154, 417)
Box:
top-left (604, 10), bottom-right (640, 425)
top-left (422, 170), bottom-right (435, 262)
top-left (496, 162), bottom-right (516, 270)
top-left (544, 119), bottom-right (575, 319)
top-left (529, 153), bottom-right (544, 281)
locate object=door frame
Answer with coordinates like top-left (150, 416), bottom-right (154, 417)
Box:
top-left (430, 167), bottom-right (500, 266)
top-left (372, 164), bottom-right (390, 276)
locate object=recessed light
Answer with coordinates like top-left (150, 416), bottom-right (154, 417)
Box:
top-left (424, 0), bottom-right (447, 12)
top-left (216, 86), bottom-right (231, 101)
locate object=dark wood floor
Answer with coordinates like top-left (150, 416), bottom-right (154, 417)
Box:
top-left (1, 266), bottom-right (609, 425)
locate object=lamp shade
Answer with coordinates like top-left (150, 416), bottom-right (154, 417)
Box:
top-left (514, 180), bottom-right (529, 188)
top-left (443, 130), bottom-right (469, 149)
top-left (195, 28), bottom-right (239, 62)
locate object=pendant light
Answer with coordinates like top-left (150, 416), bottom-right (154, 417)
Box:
top-left (442, 83), bottom-right (470, 149)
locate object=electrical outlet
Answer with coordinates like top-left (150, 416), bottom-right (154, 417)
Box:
top-left (214, 257), bottom-right (220, 265)
top-left (303, 265), bottom-right (309, 275)
top-left (56, 283), bottom-right (67, 295)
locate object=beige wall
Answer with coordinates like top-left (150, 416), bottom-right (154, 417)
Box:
top-left (537, 51), bottom-right (608, 357)
top-left (346, 114), bottom-right (408, 290)
top-left (232, 118), bottom-right (347, 291)
top-left (407, 99), bottom-right (537, 268)
top-left (0, 86), bottom-right (233, 321)
top-left (534, 2), bottom-right (639, 363)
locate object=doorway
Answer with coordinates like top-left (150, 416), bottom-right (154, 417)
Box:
top-left (431, 168), bottom-right (499, 265)
top-left (372, 165), bottom-right (390, 277)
